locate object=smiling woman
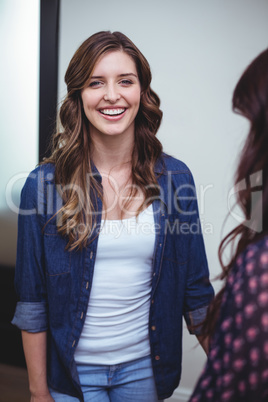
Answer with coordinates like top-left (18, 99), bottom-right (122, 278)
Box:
top-left (11, 31), bottom-right (214, 402)
top-left (81, 51), bottom-right (141, 140)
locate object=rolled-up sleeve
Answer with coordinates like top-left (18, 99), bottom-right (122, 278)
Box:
top-left (184, 306), bottom-right (209, 335)
top-left (11, 168), bottom-right (48, 333)
top-left (11, 301), bottom-right (48, 332)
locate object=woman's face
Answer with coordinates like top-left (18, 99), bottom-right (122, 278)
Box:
top-left (81, 51), bottom-right (141, 141)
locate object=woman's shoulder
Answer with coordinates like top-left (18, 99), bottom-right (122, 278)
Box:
top-left (156, 153), bottom-right (196, 188)
top-left (21, 163), bottom-right (56, 195)
top-left (25, 163), bottom-right (56, 183)
top-left (158, 152), bottom-right (191, 173)
top-left (235, 235), bottom-right (268, 275)
top-left (31, 162), bottom-right (55, 176)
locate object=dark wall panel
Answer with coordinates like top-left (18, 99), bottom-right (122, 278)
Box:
top-left (0, 0), bottom-right (60, 367)
top-left (39, 0), bottom-right (60, 161)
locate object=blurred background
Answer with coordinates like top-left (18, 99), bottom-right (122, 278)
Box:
top-left (1, 0), bottom-right (268, 400)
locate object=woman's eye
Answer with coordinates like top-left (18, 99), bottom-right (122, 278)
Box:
top-left (89, 81), bottom-right (102, 87)
top-left (120, 79), bottom-right (133, 86)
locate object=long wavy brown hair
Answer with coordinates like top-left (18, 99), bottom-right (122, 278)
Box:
top-left (201, 48), bottom-right (268, 340)
top-left (44, 31), bottom-right (163, 250)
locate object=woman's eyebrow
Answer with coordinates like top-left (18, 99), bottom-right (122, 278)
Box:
top-left (90, 73), bottom-right (138, 79)
top-left (118, 73), bottom-right (138, 78)
top-left (90, 76), bottom-right (103, 79)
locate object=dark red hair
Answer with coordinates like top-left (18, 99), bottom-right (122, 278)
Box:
top-left (201, 48), bottom-right (268, 339)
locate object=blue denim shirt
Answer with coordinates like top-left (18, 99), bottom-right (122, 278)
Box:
top-left (12, 153), bottom-right (214, 400)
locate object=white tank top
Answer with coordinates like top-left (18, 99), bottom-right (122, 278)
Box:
top-left (74, 204), bottom-right (155, 365)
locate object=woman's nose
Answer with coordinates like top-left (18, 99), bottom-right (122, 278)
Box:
top-left (103, 84), bottom-right (121, 103)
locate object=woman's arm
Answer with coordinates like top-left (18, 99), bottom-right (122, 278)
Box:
top-left (21, 330), bottom-right (54, 402)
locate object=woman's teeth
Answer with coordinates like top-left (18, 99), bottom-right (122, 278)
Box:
top-left (100, 108), bottom-right (125, 116)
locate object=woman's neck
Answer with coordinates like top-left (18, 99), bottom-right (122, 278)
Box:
top-left (90, 132), bottom-right (138, 220)
top-left (91, 133), bottom-right (134, 174)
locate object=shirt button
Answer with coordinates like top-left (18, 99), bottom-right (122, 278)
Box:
top-left (80, 312), bottom-right (84, 319)
top-left (90, 251), bottom-right (93, 259)
top-left (72, 340), bottom-right (76, 347)
top-left (86, 282), bottom-right (89, 289)
top-left (151, 325), bottom-right (156, 331)
top-left (153, 272), bottom-right (156, 277)
top-left (155, 355), bottom-right (160, 361)
top-left (159, 243), bottom-right (162, 247)
top-left (151, 299), bottom-right (154, 304)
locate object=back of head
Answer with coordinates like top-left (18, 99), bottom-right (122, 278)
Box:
top-left (232, 48), bottom-right (268, 238)
top-left (201, 49), bottom-right (268, 340)
top-left (232, 48), bottom-right (268, 125)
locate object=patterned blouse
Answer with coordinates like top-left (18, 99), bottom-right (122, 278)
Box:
top-left (189, 235), bottom-right (268, 402)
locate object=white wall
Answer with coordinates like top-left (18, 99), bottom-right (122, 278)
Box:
top-left (0, 0), bottom-right (39, 266)
top-left (58, 1), bottom-right (268, 400)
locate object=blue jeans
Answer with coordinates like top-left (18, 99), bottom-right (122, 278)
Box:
top-left (49, 355), bottom-right (163, 401)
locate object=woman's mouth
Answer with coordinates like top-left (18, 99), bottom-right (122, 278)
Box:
top-left (99, 108), bottom-right (126, 116)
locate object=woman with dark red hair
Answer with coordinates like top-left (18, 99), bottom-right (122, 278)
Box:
top-left (189, 48), bottom-right (268, 402)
